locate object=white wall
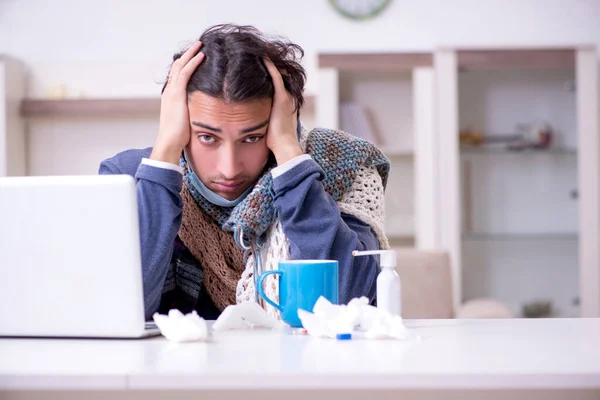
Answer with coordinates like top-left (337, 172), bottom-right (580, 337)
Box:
top-left (3, 0), bottom-right (597, 175)
top-left (27, 118), bottom-right (158, 175)
top-left (1, 0), bottom-right (599, 172)
top-left (1, 0), bottom-right (599, 99)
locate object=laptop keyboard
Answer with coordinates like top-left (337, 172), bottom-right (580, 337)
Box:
top-left (145, 321), bottom-right (158, 330)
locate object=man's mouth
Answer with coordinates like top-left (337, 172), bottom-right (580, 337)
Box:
top-left (213, 181), bottom-right (244, 193)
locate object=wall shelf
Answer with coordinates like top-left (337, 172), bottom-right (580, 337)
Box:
top-left (20, 98), bottom-right (160, 118)
top-left (319, 52), bottom-right (433, 71)
top-left (318, 49), bottom-right (575, 73)
top-left (463, 233), bottom-right (578, 241)
top-left (457, 49), bottom-right (576, 71)
top-left (461, 147), bottom-right (577, 155)
top-left (20, 95), bottom-right (316, 118)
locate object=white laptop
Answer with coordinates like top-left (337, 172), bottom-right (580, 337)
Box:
top-left (0, 175), bottom-right (160, 338)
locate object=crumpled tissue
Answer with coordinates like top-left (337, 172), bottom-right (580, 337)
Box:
top-left (152, 309), bottom-right (208, 342)
top-left (297, 296), bottom-right (414, 340)
top-left (213, 301), bottom-right (287, 331)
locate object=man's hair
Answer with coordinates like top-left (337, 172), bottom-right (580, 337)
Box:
top-left (164, 24), bottom-right (306, 115)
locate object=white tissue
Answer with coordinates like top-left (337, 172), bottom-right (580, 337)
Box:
top-left (298, 296), bottom-right (412, 340)
top-left (152, 309), bottom-right (208, 342)
top-left (363, 309), bottom-right (411, 340)
top-left (212, 301), bottom-right (286, 331)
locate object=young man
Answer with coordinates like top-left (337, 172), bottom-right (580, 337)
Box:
top-left (100, 24), bottom-right (390, 320)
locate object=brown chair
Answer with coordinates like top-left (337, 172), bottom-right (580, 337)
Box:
top-left (393, 248), bottom-right (513, 319)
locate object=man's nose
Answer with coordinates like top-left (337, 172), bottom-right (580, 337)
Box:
top-left (218, 145), bottom-right (243, 180)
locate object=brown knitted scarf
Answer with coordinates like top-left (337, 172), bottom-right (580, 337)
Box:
top-left (178, 185), bottom-right (245, 311)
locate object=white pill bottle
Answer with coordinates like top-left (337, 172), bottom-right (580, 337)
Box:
top-left (352, 250), bottom-right (401, 316)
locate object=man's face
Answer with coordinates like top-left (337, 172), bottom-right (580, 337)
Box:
top-left (186, 91), bottom-right (272, 201)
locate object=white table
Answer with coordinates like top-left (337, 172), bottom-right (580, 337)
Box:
top-left (1, 319), bottom-right (600, 399)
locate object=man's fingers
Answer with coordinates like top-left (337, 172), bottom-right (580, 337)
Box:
top-left (168, 41), bottom-right (203, 87)
top-left (179, 51), bottom-right (205, 82)
top-left (264, 58), bottom-right (286, 98)
top-left (178, 41), bottom-right (203, 68)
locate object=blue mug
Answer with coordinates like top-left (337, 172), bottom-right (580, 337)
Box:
top-left (257, 260), bottom-right (339, 327)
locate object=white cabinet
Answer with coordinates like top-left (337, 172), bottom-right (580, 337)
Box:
top-left (435, 47), bottom-right (600, 317)
top-left (316, 48), bottom-right (600, 318)
top-left (316, 53), bottom-right (436, 249)
top-left (0, 56), bottom-right (26, 177)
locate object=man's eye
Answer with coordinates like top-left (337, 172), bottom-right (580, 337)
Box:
top-left (244, 136), bottom-right (263, 143)
top-left (199, 135), bottom-right (215, 144)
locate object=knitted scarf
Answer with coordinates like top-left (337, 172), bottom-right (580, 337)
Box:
top-left (177, 127), bottom-right (390, 312)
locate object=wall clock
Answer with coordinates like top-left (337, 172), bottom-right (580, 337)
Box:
top-left (329, 0), bottom-right (392, 20)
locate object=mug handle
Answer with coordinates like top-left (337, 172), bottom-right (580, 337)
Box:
top-left (257, 270), bottom-right (283, 312)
